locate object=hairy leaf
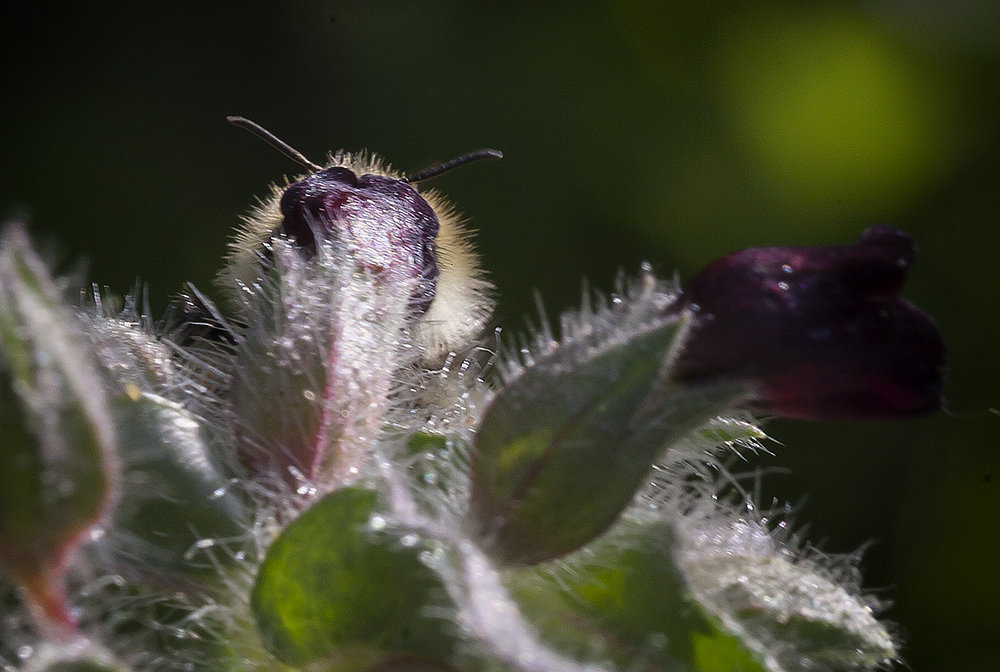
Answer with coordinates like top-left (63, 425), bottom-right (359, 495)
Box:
top-left (252, 487), bottom-right (456, 667)
top-left (471, 316), bottom-right (745, 565)
top-left (0, 225), bottom-right (117, 628)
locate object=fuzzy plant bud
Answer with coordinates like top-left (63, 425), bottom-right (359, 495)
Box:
top-left (671, 225), bottom-right (945, 419)
top-left (0, 225), bottom-right (118, 633)
top-left (226, 151), bottom-right (493, 491)
top-left (77, 294), bottom-right (250, 585)
top-left (107, 392), bottom-right (248, 583)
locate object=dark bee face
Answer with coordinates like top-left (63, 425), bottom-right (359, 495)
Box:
top-left (278, 167), bottom-right (441, 316)
top-left (221, 146), bottom-right (495, 361)
top-left (220, 118), bottom-right (498, 353)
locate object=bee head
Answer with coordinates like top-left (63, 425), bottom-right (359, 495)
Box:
top-left (222, 117), bottom-right (500, 359)
top-left (279, 165), bottom-right (441, 315)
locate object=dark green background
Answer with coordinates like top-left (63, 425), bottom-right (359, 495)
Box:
top-left (2, 2), bottom-right (997, 670)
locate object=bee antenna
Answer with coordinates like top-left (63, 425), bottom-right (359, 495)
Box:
top-left (227, 116), bottom-right (323, 172)
top-left (404, 148), bottom-right (503, 184)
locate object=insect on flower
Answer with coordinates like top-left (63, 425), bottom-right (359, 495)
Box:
top-left (0, 115), bottom-right (946, 672)
top-left (208, 118), bottom-right (503, 486)
top-left (221, 116), bottom-right (501, 362)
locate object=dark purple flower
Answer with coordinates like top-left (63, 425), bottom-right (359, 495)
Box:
top-left (671, 225), bottom-right (945, 420)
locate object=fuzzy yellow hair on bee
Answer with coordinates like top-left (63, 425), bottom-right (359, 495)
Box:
top-left (221, 117), bottom-right (499, 361)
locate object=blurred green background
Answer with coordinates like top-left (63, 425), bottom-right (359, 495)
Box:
top-left (1, 2), bottom-right (997, 669)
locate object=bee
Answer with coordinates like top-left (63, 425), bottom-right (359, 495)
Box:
top-left (218, 117), bottom-right (500, 361)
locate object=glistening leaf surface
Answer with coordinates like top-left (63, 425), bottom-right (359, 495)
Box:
top-left (471, 318), bottom-right (745, 565)
top-left (506, 520), bottom-right (769, 672)
top-left (251, 487), bottom-right (455, 667)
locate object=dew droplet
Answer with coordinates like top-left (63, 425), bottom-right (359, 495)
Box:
top-left (16, 645), bottom-right (33, 660)
top-left (400, 533), bottom-right (419, 547)
top-left (369, 515), bottom-right (387, 531)
top-left (183, 538), bottom-right (216, 560)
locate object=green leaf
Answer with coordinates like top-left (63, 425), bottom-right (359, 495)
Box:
top-left (679, 518), bottom-right (897, 671)
top-left (251, 487), bottom-right (456, 667)
top-left (470, 317), bottom-right (746, 565)
top-left (0, 225), bottom-right (116, 626)
top-left (505, 519), bottom-right (768, 672)
top-left (109, 391), bottom-right (248, 580)
top-left (691, 628), bottom-right (770, 672)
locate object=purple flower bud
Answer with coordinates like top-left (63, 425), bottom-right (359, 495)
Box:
top-left (672, 226), bottom-right (945, 420)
